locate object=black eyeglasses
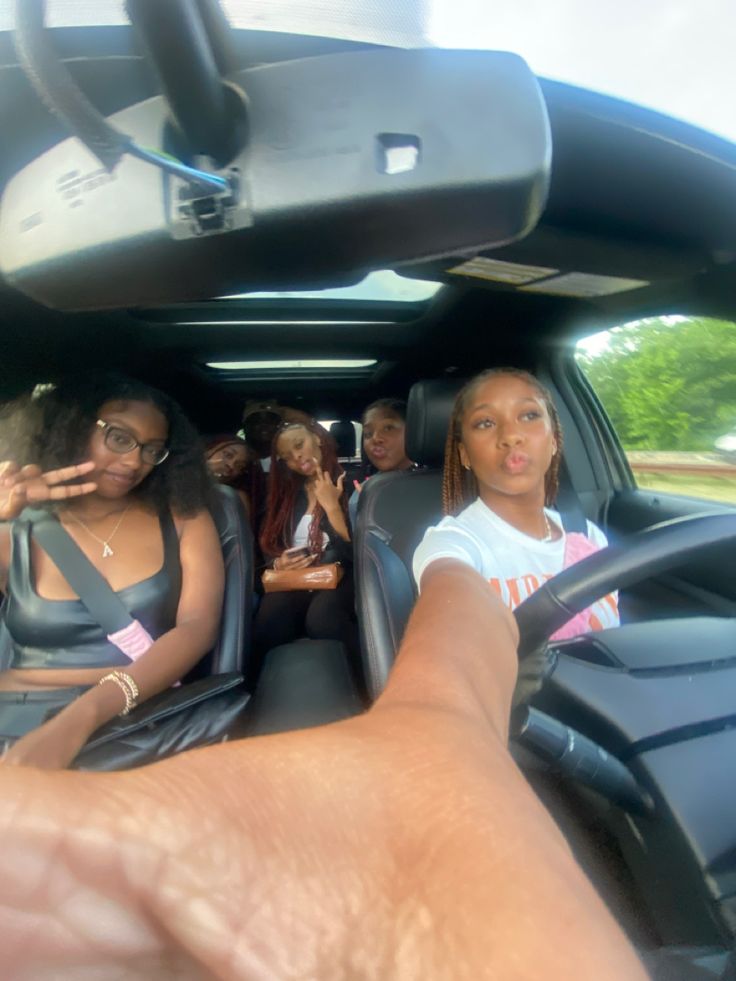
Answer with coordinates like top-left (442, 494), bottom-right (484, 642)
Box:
top-left (96, 420), bottom-right (170, 466)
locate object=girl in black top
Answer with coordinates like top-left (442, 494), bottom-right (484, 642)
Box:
top-left (0, 374), bottom-right (224, 769)
top-left (253, 422), bottom-right (357, 677)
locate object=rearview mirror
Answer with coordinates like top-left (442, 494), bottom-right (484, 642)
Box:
top-left (0, 47), bottom-right (550, 311)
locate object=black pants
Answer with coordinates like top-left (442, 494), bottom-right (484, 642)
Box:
top-left (252, 572), bottom-right (359, 683)
top-left (0, 686), bottom-right (90, 754)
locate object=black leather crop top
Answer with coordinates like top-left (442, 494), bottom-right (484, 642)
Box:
top-left (4, 510), bottom-right (182, 670)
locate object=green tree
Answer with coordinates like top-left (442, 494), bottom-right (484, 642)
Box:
top-left (576, 317), bottom-right (736, 450)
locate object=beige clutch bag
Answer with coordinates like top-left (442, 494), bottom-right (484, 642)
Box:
top-left (262, 562), bottom-right (343, 593)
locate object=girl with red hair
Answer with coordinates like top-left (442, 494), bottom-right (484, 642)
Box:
top-left (253, 422), bottom-right (357, 677)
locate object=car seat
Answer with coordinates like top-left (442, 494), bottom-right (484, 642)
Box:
top-left (354, 379), bottom-right (456, 700)
top-left (184, 482), bottom-right (255, 679)
top-left (329, 419), bottom-right (357, 458)
top-left (330, 418), bottom-right (365, 487)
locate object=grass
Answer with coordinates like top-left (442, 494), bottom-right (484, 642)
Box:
top-left (635, 471), bottom-right (736, 505)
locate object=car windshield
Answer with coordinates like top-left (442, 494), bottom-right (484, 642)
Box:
top-left (0, 0), bottom-right (733, 143)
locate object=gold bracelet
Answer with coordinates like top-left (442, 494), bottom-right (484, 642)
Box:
top-left (98, 670), bottom-right (139, 716)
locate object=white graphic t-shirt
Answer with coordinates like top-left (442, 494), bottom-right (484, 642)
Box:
top-left (413, 499), bottom-right (619, 639)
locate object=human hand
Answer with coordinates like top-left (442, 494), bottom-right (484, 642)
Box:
top-left (0, 705), bottom-right (93, 770)
top-left (0, 460), bottom-right (97, 522)
top-left (274, 548), bottom-right (317, 571)
top-left (313, 465), bottom-right (345, 513)
top-left (0, 568), bottom-right (647, 980)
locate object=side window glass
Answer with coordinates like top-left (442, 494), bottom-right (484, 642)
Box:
top-left (576, 316), bottom-right (736, 505)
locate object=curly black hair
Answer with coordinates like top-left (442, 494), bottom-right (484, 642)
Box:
top-left (0, 374), bottom-right (213, 517)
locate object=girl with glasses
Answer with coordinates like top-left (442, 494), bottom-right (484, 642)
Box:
top-left (0, 374), bottom-right (224, 769)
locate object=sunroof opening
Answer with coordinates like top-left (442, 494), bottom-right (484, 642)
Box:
top-left (176, 320), bottom-right (387, 327)
top-left (219, 271), bottom-right (441, 303)
top-left (207, 359), bottom-right (377, 370)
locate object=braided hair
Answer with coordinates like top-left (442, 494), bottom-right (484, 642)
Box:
top-left (259, 422), bottom-right (347, 560)
top-left (442, 368), bottom-right (564, 517)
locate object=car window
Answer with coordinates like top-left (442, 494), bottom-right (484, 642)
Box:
top-left (576, 316), bottom-right (736, 505)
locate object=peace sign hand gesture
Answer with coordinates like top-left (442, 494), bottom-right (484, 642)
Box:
top-left (0, 460), bottom-right (97, 522)
top-left (313, 463), bottom-right (346, 514)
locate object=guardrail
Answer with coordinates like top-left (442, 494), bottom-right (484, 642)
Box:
top-left (629, 461), bottom-right (736, 478)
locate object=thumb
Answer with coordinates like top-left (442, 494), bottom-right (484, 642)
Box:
top-left (337, 472), bottom-right (345, 491)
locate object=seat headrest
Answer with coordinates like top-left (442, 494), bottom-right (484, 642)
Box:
top-left (329, 420), bottom-right (357, 457)
top-left (406, 379), bottom-right (464, 468)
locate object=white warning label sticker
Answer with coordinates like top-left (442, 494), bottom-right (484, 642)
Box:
top-left (448, 257), bottom-right (559, 285)
top-left (520, 273), bottom-right (649, 297)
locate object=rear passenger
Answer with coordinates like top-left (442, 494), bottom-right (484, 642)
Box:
top-left (252, 421), bottom-right (358, 682)
top-left (350, 397), bottom-right (417, 523)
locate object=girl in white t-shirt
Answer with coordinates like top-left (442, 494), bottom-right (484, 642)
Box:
top-left (413, 369), bottom-right (619, 640)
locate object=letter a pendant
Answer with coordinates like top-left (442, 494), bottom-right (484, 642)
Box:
top-left (102, 542), bottom-right (114, 558)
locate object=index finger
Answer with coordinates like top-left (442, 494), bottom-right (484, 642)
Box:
top-left (41, 461), bottom-right (96, 487)
top-left (41, 481), bottom-right (98, 502)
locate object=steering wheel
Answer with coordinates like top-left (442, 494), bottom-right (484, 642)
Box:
top-left (509, 512), bottom-right (736, 814)
top-left (513, 512), bottom-right (736, 659)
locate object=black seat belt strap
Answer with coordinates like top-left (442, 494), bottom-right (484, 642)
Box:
top-left (554, 460), bottom-right (588, 535)
top-left (25, 509), bottom-right (134, 635)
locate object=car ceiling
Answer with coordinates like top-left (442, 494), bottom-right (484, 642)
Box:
top-left (1, 25), bottom-right (735, 431)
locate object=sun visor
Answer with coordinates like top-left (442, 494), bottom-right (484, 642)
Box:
top-left (0, 48), bottom-right (550, 311)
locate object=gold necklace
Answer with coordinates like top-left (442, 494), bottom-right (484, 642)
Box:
top-left (541, 512), bottom-right (553, 542)
top-left (66, 505), bottom-right (131, 558)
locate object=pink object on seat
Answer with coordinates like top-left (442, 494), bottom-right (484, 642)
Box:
top-left (107, 619), bottom-right (154, 661)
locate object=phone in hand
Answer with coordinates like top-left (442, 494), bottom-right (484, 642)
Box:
top-left (284, 545), bottom-right (313, 560)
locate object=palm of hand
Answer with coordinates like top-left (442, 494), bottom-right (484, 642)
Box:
top-left (0, 461), bottom-right (97, 521)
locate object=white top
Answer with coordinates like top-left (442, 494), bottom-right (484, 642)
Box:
top-left (413, 499), bottom-right (619, 636)
top-left (292, 512), bottom-right (329, 550)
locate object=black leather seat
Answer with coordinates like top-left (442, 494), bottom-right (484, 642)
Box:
top-left (329, 419), bottom-right (357, 458)
top-left (330, 418), bottom-right (365, 486)
top-left (184, 482), bottom-right (254, 680)
top-left (354, 380), bottom-right (458, 701)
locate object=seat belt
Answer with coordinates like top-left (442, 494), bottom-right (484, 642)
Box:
top-left (26, 508), bottom-right (155, 662)
top-left (554, 460), bottom-right (588, 535)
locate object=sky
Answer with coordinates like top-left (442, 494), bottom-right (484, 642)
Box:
top-left (429, 0), bottom-right (736, 144)
top-left (0, 0), bottom-right (733, 143)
